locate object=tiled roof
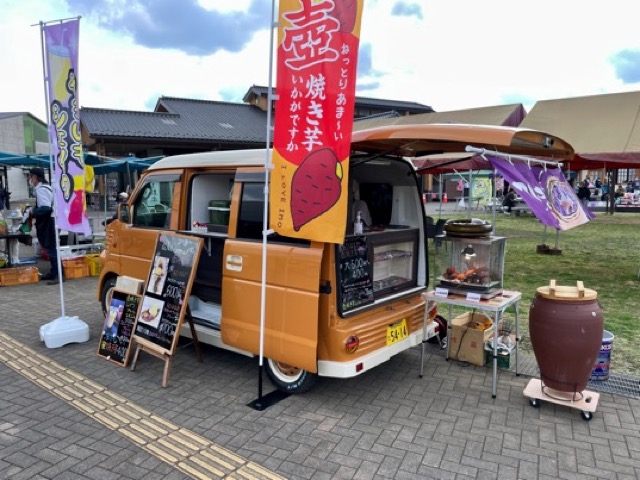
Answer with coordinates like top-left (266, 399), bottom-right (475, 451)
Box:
top-left (81, 98), bottom-right (272, 144)
top-left (243, 85), bottom-right (434, 113)
top-left (354, 110), bottom-right (401, 121)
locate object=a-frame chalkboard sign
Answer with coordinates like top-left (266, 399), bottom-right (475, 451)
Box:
top-left (97, 289), bottom-right (141, 367)
top-left (130, 232), bottom-right (204, 387)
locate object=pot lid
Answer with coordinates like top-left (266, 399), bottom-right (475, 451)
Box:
top-left (536, 279), bottom-right (597, 301)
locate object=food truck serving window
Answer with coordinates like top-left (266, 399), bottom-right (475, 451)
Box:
top-left (132, 174), bottom-right (181, 228)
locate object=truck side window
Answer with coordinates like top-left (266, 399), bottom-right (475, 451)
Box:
top-left (236, 182), bottom-right (309, 246)
top-left (132, 174), bottom-right (181, 228)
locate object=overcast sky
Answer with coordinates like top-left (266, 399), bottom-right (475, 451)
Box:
top-left (2, 0), bottom-right (640, 123)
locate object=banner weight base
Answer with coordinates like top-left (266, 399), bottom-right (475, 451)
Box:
top-left (40, 316), bottom-right (89, 349)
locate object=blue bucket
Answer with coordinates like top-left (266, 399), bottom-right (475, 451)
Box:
top-left (591, 330), bottom-right (614, 381)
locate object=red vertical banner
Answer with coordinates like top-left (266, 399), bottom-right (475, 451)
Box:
top-left (270, 0), bottom-right (363, 243)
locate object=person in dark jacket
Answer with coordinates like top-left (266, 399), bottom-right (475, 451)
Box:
top-left (501, 188), bottom-right (516, 213)
top-left (29, 168), bottom-right (63, 285)
top-left (0, 180), bottom-right (10, 210)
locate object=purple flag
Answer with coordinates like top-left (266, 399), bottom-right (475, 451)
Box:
top-left (43, 19), bottom-right (91, 235)
top-left (489, 157), bottom-right (594, 231)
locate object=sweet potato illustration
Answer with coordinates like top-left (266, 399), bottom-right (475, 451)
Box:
top-left (332, 0), bottom-right (358, 33)
top-left (291, 148), bottom-right (343, 231)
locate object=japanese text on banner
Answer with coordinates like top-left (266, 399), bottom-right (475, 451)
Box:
top-left (271, 0), bottom-right (363, 243)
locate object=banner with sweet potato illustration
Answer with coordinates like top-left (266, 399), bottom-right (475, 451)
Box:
top-left (43, 18), bottom-right (91, 235)
top-left (271, 0), bottom-right (363, 243)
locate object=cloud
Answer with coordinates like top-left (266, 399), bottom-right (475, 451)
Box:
top-left (65, 0), bottom-right (270, 55)
top-left (611, 49), bottom-right (640, 84)
top-left (356, 43), bottom-right (373, 77)
top-left (391, 2), bottom-right (423, 20)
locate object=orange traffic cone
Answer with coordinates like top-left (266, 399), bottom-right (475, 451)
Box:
top-left (431, 192), bottom-right (436, 201)
top-left (443, 193), bottom-right (448, 203)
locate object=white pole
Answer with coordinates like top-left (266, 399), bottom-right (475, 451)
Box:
top-left (438, 174), bottom-right (443, 217)
top-left (492, 169), bottom-right (497, 234)
top-left (258, 0), bottom-right (278, 374)
top-left (465, 146), bottom-right (563, 168)
top-left (38, 20), bottom-right (65, 317)
top-left (38, 17), bottom-right (89, 349)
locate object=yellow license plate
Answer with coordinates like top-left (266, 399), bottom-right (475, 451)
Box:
top-left (386, 319), bottom-right (408, 346)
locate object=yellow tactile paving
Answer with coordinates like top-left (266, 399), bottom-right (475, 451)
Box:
top-left (0, 331), bottom-right (284, 480)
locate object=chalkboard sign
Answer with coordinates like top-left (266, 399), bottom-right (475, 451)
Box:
top-left (336, 235), bottom-right (374, 313)
top-left (97, 290), bottom-right (141, 366)
top-left (133, 232), bottom-right (203, 355)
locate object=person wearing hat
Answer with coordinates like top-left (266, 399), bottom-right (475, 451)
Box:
top-left (103, 192), bottom-right (128, 226)
top-left (29, 168), bottom-right (62, 285)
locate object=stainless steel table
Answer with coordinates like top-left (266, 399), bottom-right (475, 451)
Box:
top-left (424, 289), bottom-right (521, 398)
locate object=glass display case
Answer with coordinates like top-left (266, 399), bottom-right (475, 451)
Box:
top-left (434, 234), bottom-right (506, 298)
top-left (336, 229), bottom-right (419, 315)
top-left (370, 229), bottom-right (418, 297)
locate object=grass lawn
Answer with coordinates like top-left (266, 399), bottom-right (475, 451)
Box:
top-left (428, 211), bottom-right (640, 376)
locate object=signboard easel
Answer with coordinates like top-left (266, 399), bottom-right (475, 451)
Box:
top-left (97, 289), bottom-right (141, 367)
top-left (130, 232), bottom-right (204, 387)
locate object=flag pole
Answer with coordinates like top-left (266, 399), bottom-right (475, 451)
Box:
top-left (249, 0), bottom-right (278, 411)
top-left (38, 19), bottom-right (66, 319)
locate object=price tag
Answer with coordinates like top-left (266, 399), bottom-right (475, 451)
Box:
top-left (435, 287), bottom-right (448, 298)
top-left (466, 292), bottom-right (482, 302)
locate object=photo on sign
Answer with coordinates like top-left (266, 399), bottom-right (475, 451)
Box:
top-left (138, 296), bottom-right (164, 329)
top-left (148, 255), bottom-right (169, 295)
top-left (103, 296), bottom-right (125, 342)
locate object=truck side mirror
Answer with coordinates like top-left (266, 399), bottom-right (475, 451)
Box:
top-left (119, 203), bottom-right (130, 223)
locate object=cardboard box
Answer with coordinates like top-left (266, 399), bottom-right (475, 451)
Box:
top-left (115, 275), bottom-right (144, 294)
top-left (448, 312), bottom-right (494, 366)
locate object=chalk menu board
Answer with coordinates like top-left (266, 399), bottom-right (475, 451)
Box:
top-left (133, 232), bottom-right (203, 354)
top-left (97, 290), bottom-right (141, 366)
top-left (336, 235), bottom-right (374, 313)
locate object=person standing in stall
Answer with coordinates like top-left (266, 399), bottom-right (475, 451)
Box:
top-left (29, 168), bottom-right (63, 285)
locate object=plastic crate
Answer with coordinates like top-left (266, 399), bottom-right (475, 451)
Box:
top-left (0, 266), bottom-right (39, 287)
top-left (485, 349), bottom-right (511, 369)
top-left (62, 258), bottom-right (90, 279)
top-left (84, 253), bottom-right (102, 276)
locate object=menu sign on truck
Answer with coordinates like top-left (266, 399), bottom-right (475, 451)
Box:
top-left (133, 233), bottom-right (203, 355)
top-left (336, 235), bottom-right (374, 313)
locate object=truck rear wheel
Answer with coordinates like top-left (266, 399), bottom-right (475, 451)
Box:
top-left (265, 359), bottom-right (317, 394)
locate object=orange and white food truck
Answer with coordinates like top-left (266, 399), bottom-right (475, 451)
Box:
top-left (97, 124), bottom-right (574, 392)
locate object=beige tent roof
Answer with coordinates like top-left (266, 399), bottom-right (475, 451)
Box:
top-left (353, 103), bottom-right (526, 132)
top-left (519, 91), bottom-right (640, 163)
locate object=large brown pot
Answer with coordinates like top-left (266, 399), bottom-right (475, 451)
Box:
top-left (529, 280), bottom-right (603, 393)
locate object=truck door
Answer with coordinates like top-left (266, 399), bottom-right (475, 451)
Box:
top-left (221, 178), bottom-right (323, 372)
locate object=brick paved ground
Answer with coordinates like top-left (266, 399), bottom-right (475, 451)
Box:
top-left (1, 268), bottom-right (640, 479)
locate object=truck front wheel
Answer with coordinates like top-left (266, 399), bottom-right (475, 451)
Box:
top-left (100, 276), bottom-right (118, 317)
top-left (265, 359), bottom-right (317, 394)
